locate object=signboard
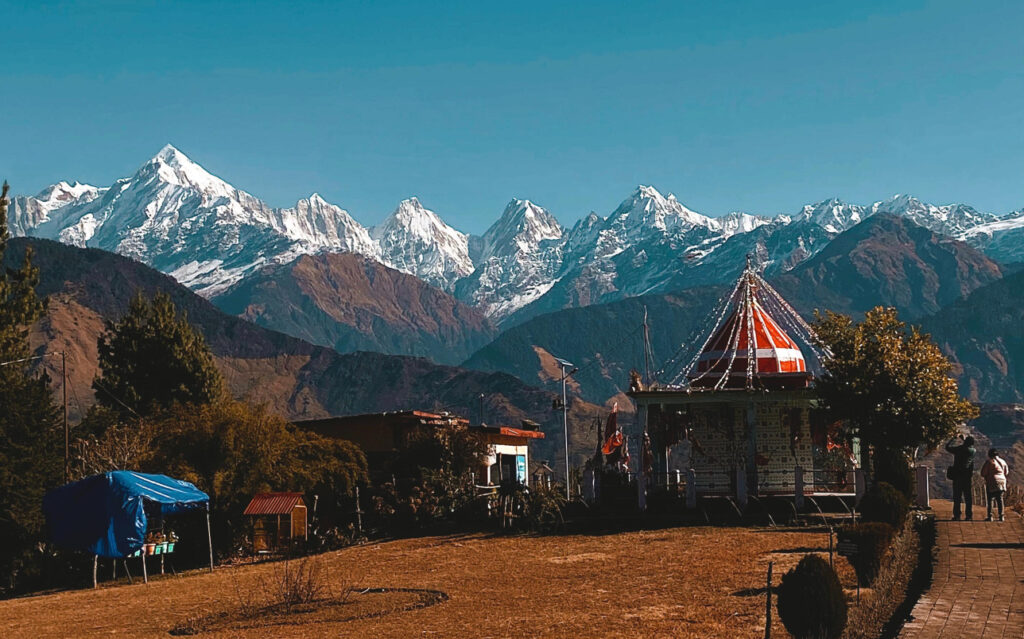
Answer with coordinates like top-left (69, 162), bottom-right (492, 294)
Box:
top-left (516, 455), bottom-right (527, 484)
top-left (837, 541), bottom-right (859, 556)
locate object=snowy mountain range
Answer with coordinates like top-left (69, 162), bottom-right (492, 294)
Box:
top-left (10, 145), bottom-right (1022, 323)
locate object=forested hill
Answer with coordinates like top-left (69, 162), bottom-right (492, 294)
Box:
top-left (4, 238), bottom-right (604, 473)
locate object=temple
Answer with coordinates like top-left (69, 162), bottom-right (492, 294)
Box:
top-left (628, 258), bottom-right (858, 505)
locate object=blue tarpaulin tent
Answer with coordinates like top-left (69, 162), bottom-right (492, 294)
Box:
top-left (43, 471), bottom-right (210, 559)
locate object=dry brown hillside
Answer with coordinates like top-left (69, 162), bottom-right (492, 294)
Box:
top-left (8, 238), bottom-right (604, 474)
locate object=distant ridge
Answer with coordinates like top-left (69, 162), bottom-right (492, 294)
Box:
top-left (11, 146), bottom-right (1021, 325)
top-left (3, 237), bottom-right (604, 474)
top-left (211, 252), bottom-right (496, 365)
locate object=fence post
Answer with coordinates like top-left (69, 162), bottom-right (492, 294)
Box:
top-left (637, 470), bottom-right (647, 511)
top-left (355, 486), bottom-right (363, 536)
top-left (686, 468), bottom-right (697, 509)
top-left (915, 465), bottom-right (930, 509)
top-left (764, 560), bottom-right (773, 639)
top-left (736, 468), bottom-right (748, 509)
top-left (582, 468), bottom-right (595, 503)
top-left (854, 469), bottom-right (866, 507)
top-left (794, 466), bottom-right (805, 510)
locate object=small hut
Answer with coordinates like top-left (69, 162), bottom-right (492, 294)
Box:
top-left (243, 493), bottom-right (308, 553)
top-left (532, 462), bottom-right (556, 488)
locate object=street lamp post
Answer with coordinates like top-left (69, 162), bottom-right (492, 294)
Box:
top-left (556, 358), bottom-right (578, 500)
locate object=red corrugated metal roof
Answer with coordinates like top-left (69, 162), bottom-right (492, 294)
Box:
top-left (243, 492), bottom-right (305, 516)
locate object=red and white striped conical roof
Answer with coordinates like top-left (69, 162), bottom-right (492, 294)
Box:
top-left (688, 263), bottom-right (810, 390)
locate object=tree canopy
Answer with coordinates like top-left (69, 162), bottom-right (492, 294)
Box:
top-left (94, 292), bottom-right (224, 417)
top-left (148, 400), bottom-right (367, 550)
top-left (813, 306), bottom-right (977, 462)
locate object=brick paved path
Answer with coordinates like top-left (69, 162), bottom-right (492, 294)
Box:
top-left (899, 499), bottom-right (1024, 638)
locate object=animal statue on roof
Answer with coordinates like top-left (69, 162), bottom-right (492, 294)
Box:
top-left (629, 368), bottom-right (645, 392)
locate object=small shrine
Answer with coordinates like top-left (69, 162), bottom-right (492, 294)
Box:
top-left (629, 258), bottom-right (857, 503)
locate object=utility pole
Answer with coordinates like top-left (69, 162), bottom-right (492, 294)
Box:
top-left (642, 305), bottom-right (652, 386)
top-left (556, 358), bottom-right (578, 499)
top-left (62, 351), bottom-right (68, 483)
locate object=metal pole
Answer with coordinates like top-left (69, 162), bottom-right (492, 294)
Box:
top-left (93, 554), bottom-right (98, 589)
top-left (764, 561), bottom-right (773, 639)
top-left (206, 509), bottom-right (214, 572)
top-left (141, 550), bottom-right (148, 584)
top-left (562, 365), bottom-right (570, 499)
top-left (355, 487), bottom-right (363, 536)
top-left (62, 351), bottom-right (68, 483)
top-left (829, 529), bottom-right (834, 569)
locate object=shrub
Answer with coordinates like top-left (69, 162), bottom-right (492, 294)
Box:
top-left (776, 554), bottom-right (848, 639)
top-left (873, 449), bottom-right (915, 501)
top-left (838, 522), bottom-right (895, 586)
top-left (265, 558), bottom-right (327, 611)
top-left (522, 483), bottom-right (567, 532)
top-left (859, 481), bottom-right (910, 528)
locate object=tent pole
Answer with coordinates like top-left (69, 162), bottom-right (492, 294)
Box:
top-left (93, 555), bottom-right (98, 589)
top-left (206, 509), bottom-right (214, 572)
top-left (141, 551), bottom-right (148, 584)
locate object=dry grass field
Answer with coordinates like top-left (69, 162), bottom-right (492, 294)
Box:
top-left (0, 525), bottom-right (861, 638)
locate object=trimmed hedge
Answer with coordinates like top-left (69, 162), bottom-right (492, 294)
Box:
top-left (859, 482), bottom-right (910, 529)
top-left (842, 513), bottom-right (935, 639)
top-left (837, 522), bottom-right (895, 587)
top-left (777, 554), bottom-right (848, 639)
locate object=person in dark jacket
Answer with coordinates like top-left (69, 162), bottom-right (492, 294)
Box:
top-left (946, 435), bottom-right (976, 521)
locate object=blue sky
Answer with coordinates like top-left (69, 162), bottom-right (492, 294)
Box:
top-left (3, 0), bottom-right (1023, 233)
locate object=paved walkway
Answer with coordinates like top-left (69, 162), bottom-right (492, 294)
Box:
top-left (899, 499), bottom-right (1024, 638)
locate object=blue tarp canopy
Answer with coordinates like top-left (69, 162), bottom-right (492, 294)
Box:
top-left (43, 471), bottom-right (209, 559)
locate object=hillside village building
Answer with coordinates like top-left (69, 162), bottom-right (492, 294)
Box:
top-left (296, 410), bottom-right (544, 485)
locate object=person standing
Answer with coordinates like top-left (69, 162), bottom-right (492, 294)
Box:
top-left (945, 435), bottom-right (976, 521)
top-left (980, 448), bottom-right (1009, 521)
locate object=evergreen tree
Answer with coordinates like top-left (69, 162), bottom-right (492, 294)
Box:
top-left (0, 182), bottom-right (62, 592)
top-left (813, 306), bottom-right (977, 473)
top-left (94, 292), bottom-right (224, 417)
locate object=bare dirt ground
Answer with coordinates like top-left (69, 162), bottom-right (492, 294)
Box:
top-left (0, 525), bottom-right (860, 638)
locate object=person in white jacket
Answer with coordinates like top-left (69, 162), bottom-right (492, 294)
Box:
top-left (980, 448), bottom-right (1010, 521)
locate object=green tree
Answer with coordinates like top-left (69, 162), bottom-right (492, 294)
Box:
top-left (148, 400), bottom-right (367, 551)
top-left (392, 421), bottom-right (488, 482)
top-left (813, 307), bottom-right (977, 475)
top-left (94, 292), bottom-right (223, 417)
top-left (0, 182), bottom-right (62, 592)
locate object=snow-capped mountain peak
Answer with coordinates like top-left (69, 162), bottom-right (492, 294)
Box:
top-left (608, 185), bottom-right (712, 232)
top-left (278, 193), bottom-right (377, 257)
top-left (7, 180), bottom-right (104, 236)
top-left (715, 211), bottom-right (775, 237)
top-left (798, 197), bottom-right (866, 234)
top-left (383, 197), bottom-right (450, 237)
top-left (478, 199), bottom-right (564, 262)
top-left (137, 144), bottom-right (237, 200)
top-left (34, 180), bottom-right (101, 204)
top-left (372, 197), bottom-right (473, 291)
top-left (871, 194), bottom-right (996, 236)
top-left (454, 199), bottom-right (567, 320)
